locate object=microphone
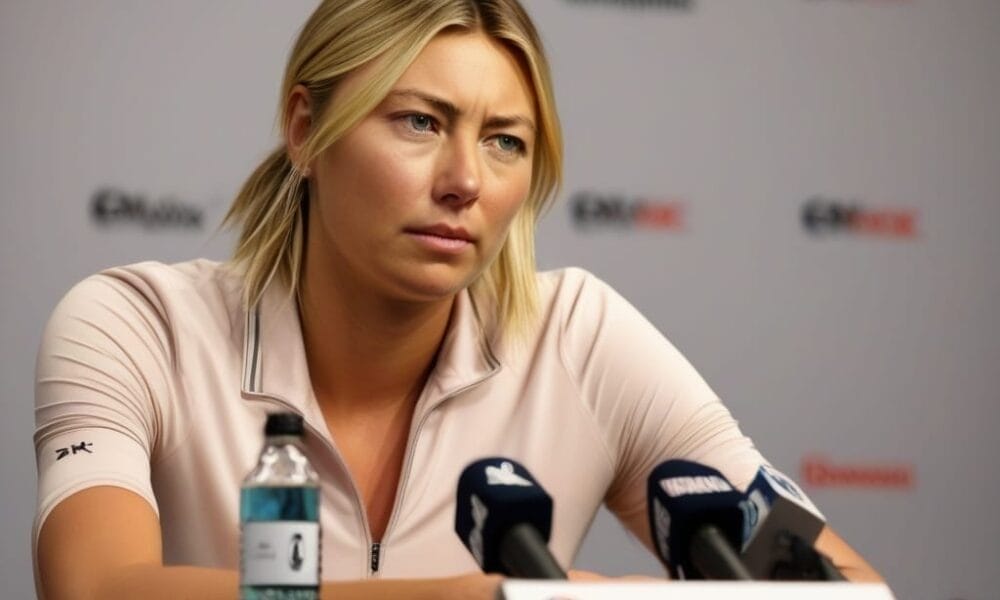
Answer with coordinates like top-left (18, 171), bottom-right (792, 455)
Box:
top-left (454, 457), bottom-right (567, 579)
top-left (739, 464), bottom-right (845, 581)
top-left (646, 460), bottom-right (754, 580)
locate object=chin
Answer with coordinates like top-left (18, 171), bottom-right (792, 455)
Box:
top-left (390, 265), bottom-right (478, 303)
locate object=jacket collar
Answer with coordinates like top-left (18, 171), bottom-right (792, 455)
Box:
top-left (240, 283), bottom-right (500, 426)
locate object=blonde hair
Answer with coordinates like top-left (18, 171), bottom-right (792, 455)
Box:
top-left (224, 0), bottom-right (562, 335)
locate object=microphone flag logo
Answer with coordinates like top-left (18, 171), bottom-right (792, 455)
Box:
top-left (759, 465), bottom-right (824, 520)
top-left (485, 461), bottom-right (533, 487)
top-left (659, 475), bottom-right (733, 497)
top-left (469, 493), bottom-right (488, 567)
top-left (739, 490), bottom-right (766, 551)
top-left (652, 497), bottom-right (672, 564)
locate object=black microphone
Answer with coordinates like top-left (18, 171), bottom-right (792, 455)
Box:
top-left (454, 457), bottom-right (567, 579)
top-left (647, 460), bottom-right (754, 580)
top-left (739, 465), bottom-right (845, 581)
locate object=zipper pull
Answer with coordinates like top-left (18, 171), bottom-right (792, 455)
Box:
top-left (370, 542), bottom-right (381, 574)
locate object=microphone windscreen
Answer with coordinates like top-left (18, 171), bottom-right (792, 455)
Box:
top-left (454, 457), bottom-right (553, 573)
top-left (646, 459), bottom-right (745, 579)
top-left (739, 465), bottom-right (827, 578)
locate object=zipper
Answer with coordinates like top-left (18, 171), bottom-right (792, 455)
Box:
top-left (253, 396), bottom-right (374, 576)
top-left (370, 542), bottom-right (381, 574)
top-left (252, 359), bottom-right (499, 578)
top-left (375, 368), bottom-right (500, 561)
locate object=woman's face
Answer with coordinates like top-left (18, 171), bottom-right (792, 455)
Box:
top-left (304, 31), bottom-right (537, 303)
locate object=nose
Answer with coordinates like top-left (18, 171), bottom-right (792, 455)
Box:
top-left (432, 137), bottom-right (481, 208)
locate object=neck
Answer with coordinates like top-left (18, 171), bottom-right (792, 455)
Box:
top-left (298, 253), bottom-right (453, 414)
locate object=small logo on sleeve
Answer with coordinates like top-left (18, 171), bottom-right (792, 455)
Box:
top-left (55, 441), bottom-right (94, 460)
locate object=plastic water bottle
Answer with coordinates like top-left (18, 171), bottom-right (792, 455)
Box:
top-left (240, 413), bottom-right (321, 599)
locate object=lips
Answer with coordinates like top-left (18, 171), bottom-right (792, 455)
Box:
top-left (404, 223), bottom-right (475, 255)
top-left (405, 224), bottom-right (474, 242)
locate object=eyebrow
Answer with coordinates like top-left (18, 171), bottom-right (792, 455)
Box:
top-left (387, 88), bottom-right (537, 133)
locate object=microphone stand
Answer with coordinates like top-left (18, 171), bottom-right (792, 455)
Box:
top-left (498, 523), bottom-right (567, 579)
top-left (689, 525), bottom-right (754, 580)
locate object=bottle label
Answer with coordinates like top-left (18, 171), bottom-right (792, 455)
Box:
top-left (241, 521), bottom-right (320, 586)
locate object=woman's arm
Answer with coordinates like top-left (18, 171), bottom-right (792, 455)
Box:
top-left (815, 525), bottom-right (883, 582)
top-left (553, 270), bottom-right (883, 582)
top-left (37, 487), bottom-right (502, 600)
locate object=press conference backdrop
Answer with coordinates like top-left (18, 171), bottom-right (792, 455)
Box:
top-left (1, 1), bottom-right (997, 598)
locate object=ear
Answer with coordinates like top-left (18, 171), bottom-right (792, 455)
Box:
top-left (285, 84), bottom-right (313, 176)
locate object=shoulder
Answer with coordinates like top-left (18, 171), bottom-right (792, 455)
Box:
top-left (43, 259), bottom-right (243, 357)
top-left (536, 266), bottom-right (618, 316)
top-left (535, 265), bottom-right (608, 294)
top-left (533, 266), bottom-right (654, 341)
top-left (94, 258), bottom-right (240, 302)
top-left (54, 259), bottom-right (239, 317)
top-left (527, 267), bottom-right (696, 389)
top-left (521, 267), bottom-right (672, 385)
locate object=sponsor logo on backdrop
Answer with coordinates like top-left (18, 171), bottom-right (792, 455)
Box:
top-left (802, 196), bottom-right (917, 239)
top-left (565, 0), bottom-right (693, 9)
top-left (571, 191), bottom-right (685, 231)
top-left (801, 456), bottom-right (915, 489)
top-left (90, 186), bottom-right (204, 230)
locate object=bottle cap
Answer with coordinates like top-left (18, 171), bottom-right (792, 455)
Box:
top-left (264, 412), bottom-right (305, 436)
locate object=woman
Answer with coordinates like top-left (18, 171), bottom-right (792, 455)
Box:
top-left (33, 1), bottom-right (881, 598)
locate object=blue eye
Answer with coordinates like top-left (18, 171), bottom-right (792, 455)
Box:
top-left (407, 114), bottom-right (435, 132)
top-left (495, 135), bottom-right (525, 154)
